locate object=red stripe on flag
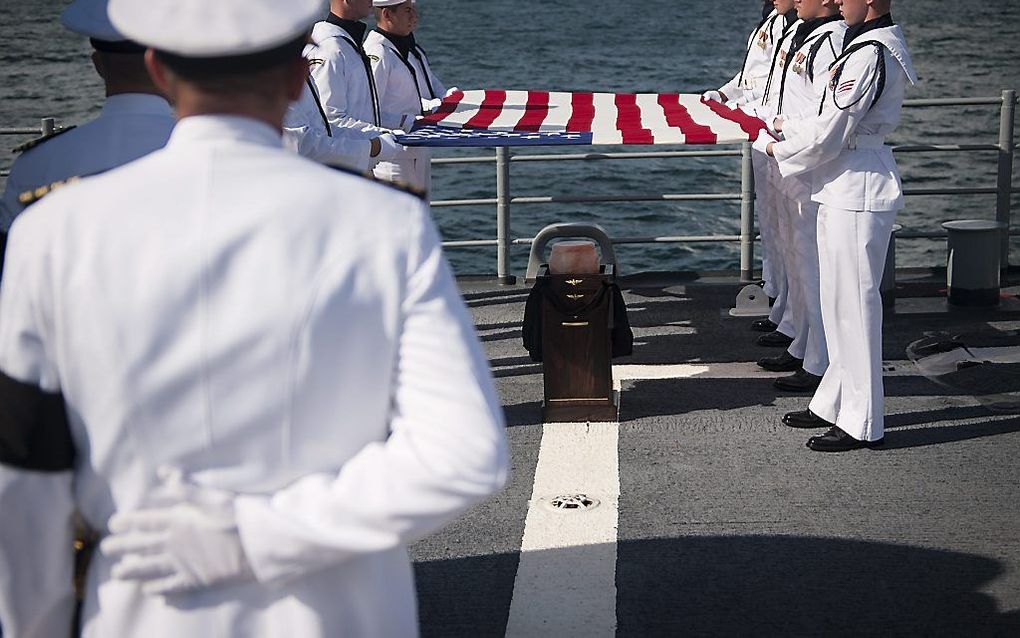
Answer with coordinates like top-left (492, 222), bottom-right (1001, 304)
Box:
top-left (419, 89), bottom-right (464, 125)
top-left (463, 90), bottom-right (507, 130)
top-left (566, 92), bottom-right (595, 132)
top-left (700, 98), bottom-right (768, 141)
top-left (658, 94), bottom-right (717, 144)
top-left (516, 91), bottom-right (550, 132)
top-left (615, 94), bottom-right (654, 144)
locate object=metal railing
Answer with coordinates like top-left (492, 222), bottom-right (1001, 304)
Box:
top-left (429, 90), bottom-right (1019, 282)
top-left (3, 93), bottom-right (1017, 282)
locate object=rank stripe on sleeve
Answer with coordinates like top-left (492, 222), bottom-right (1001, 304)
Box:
top-left (0, 371), bottom-right (75, 472)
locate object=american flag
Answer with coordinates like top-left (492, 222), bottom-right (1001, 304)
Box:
top-left (394, 90), bottom-right (768, 147)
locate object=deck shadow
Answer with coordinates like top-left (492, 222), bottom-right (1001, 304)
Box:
top-left (412, 536), bottom-right (1019, 637)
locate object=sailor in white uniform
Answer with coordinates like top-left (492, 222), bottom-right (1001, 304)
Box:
top-left (764, 0), bottom-right (916, 451)
top-left (365, 0), bottom-right (449, 194)
top-left (704, 1), bottom-right (798, 336)
top-left (306, 1), bottom-right (410, 138)
top-left (755, 0), bottom-right (846, 394)
top-left (0, 0), bottom-right (509, 636)
top-left (0, 0), bottom-right (174, 246)
top-left (746, 0), bottom-right (803, 351)
top-left (282, 74), bottom-right (399, 172)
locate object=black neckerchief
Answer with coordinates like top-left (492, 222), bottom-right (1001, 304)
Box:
top-left (376, 28), bottom-right (414, 60)
top-left (407, 38), bottom-right (438, 99)
top-left (737, 12), bottom-right (777, 86)
top-left (783, 9), bottom-right (798, 29)
top-left (844, 13), bottom-right (894, 50)
top-left (778, 14), bottom-right (842, 112)
top-left (791, 14), bottom-right (842, 52)
top-left (326, 13), bottom-right (368, 48)
top-left (323, 13), bottom-right (380, 125)
top-left (376, 29), bottom-right (438, 105)
top-left (762, 12), bottom-right (800, 103)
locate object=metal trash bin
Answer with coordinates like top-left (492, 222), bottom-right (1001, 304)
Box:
top-left (534, 264), bottom-right (618, 423)
top-left (942, 220), bottom-right (1007, 306)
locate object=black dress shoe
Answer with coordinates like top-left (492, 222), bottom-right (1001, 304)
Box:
top-left (758, 351), bottom-right (803, 372)
top-left (757, 330), bottom-right (794, 347)
top-left (774, 369), bottom-right (822, 392)
top-left (807, 426), bottom-right (884, 452)
top-left (751, 318), bottom-right (778, 333)
top-left (782, 409), bottom-right (833, 429)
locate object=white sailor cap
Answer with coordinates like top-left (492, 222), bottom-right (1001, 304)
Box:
top-left (108, 0), bottom-right (326, 58)
top-left (61, 0), bottom-right (128, 42)
top-left (374, 0), bottom-right (416, 6)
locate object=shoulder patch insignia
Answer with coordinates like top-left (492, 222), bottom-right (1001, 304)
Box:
top-left (17, 176), bottom-right (81, 208)
top-left (368, 54), bottom-right (380, 62)
top-left (12, 125), bottom-right (77, 155)
top-left (307, 58), bottom-right (325, 67)
top-left (325, 163), bottom-right (427, 200)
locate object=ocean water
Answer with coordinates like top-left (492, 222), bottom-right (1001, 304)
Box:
top-left (2, 0), bottom-right (1019, 275)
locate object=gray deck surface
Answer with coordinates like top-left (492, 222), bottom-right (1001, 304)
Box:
top-left (411, 273), bottom-right (1020, 637)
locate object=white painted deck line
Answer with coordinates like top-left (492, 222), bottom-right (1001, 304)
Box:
top-left (505, 421), bottom-right (620, 638)
top-left (503, 359), bottom-right (920, 636)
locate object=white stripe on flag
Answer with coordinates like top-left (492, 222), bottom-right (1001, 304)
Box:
top-left (489, 90), bottom-right (532, 130)
top-left (437, 89), bottom-right (490, 128)
top-left (635, 93), bottom-right (686, 145)
top-left (590, 92), bottom-right (622, 145)
top-left (680, 94), bottom-right (747, 143)
top-left (540, 91), bottom-right (574, 132)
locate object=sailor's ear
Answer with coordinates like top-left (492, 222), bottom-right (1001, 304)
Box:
top-left (144, 49), bottom-right (172, 97)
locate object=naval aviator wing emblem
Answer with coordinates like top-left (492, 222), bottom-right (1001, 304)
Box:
top-left (566, 279), bottom-right (584, 286)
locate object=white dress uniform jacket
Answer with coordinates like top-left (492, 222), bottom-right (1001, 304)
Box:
top-left (364, 30), bottom-right (447, 193)
top-left (774, 25), bottom-right (918, 211)
top-left (305, 19), bottom-right (404, 135)
top-left (282, 78), bottom-right (374, 172)
top-left (0, 115), bottom-right (509, 637)
top-left (0, 93), bottom-right (174, 231)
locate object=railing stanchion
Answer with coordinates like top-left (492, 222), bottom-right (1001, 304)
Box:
top-left (41, 118), bottom-right (55, 136)
top-left (496, 146), bottom-right (514, 284)
top-left (996, 89), bottom-right (1016, 272)
top-left (739, 141), bottom-right (755, 282)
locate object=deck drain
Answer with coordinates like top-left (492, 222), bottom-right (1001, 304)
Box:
top-left (542, 493), bottom-right (600, 513)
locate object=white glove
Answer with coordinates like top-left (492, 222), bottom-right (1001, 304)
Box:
top-left (101, 467), bottom-right (254, 595)
top-left (373, 132), bottom-right (406, 162)
top-left (421, 97), bottom-right (443, 113)
top-left (701, 90), bottom-right (723, 103)
top-left (444, 86), bottom-right (460, 97)
top-left (752, 132), bottom-right (774, 156)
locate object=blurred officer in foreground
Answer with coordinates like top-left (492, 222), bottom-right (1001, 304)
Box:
top-left (0, 0), bottom-right (509, 635)
top-left (764, 0), bottom-right (916, 451)
top-left (365, 0), bottom-right (451, 194)
top-left (0, 0), bottom-right (174, 272)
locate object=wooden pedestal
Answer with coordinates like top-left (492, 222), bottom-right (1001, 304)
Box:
top-left (539, 266), bottom-right (618, 422)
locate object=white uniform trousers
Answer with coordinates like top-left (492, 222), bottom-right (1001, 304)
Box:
top-left (759, 157), bottom-right (790, 331)
top-left (775, 191), bottom-right (804, 357)
top-left (809, 205), bottom-right (896, 442)
top-left (784, 195), bottom-right (828, 375)
top-left (752, 148), bottom-right (784, 303)
top-left (770, 170), bottom-right (798, 339)
top-left (374, 146), bottom-right (431, 195)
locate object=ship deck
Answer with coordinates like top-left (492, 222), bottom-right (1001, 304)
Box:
top-left (411, 270), bottom-right (1020, 636)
